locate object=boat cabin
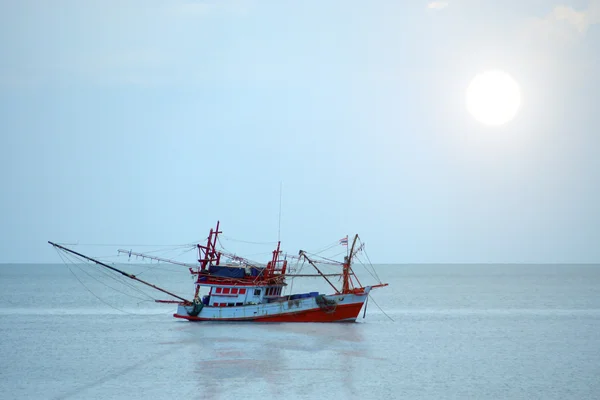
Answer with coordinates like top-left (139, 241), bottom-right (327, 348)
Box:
top-left (202, 284), bottom-right (285, 307)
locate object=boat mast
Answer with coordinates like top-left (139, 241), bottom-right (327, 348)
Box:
top-left (198, 221), bottom-right (222, 272)
top-left (265, 241), bottom-right (282, 279)
top-left (195, 221), bottom-right (222, 298)
top-left (48, 241), bottom-right (192, 303)
top-left (342, 234), bottom-right (360, 293)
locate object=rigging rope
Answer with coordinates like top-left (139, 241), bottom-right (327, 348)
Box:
top-left (368, 294), bottom-right (394, 322)
top-left (55, 248), bottom-right (140, 315)
top-left (220, 235), bottom-right (278, 246)
top-left (362, 242), bottom-right (382, 283)
top-left (58, 248), bottom-right (154, 302)
top-left (300, 252), bottom-right (343, 265)
top-left (354, 255), bottom-right (380, 282)
top-left (53, 246), bottom-right (187, 315)
top-left (309, 240), bottom-right (342, 256)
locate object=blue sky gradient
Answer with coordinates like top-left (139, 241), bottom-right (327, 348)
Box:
top-left (1, 0), bottom-right (599, 263)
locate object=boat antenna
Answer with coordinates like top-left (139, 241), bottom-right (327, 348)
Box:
top-left (278, 181), bottom-right (283, 242)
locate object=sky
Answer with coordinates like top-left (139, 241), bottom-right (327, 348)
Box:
top-left (1, 0), bottom-right (599, 264)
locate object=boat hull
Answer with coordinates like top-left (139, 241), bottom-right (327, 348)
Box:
top-left (173, 290), bottom-right (370, 323)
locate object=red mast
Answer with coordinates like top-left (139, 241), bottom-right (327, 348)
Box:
top-left (265, 241), bottom-right (287, 279)
top-left (195, 221), bottom-right (222, 297)
top-left (197, 221), bottom-right (222, 271)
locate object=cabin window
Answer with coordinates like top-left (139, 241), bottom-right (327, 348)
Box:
top-left (215, 287), bottom-right (222, 294)
top-left (231, 288), bottom-right (238, 295)
top-left (223, 288), bottom-right (230, 294)
top-left (254, 289), bottom-right (261, 296)
top-left (235, 302), bottom-right (243, 306)
top-left (227, 303), bottom-right (234, 307)
top-left (239, 288), bottom-right (246, 294)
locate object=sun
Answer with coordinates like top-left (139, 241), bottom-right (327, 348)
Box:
top-left (466, 70), bottom-right (521, 126)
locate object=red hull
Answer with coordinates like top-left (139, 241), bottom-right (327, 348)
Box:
top-left (174, 302), bottom-right (364, 322)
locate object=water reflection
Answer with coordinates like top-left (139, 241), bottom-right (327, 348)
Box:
top-left (171, 322), bottom-right (375, 399)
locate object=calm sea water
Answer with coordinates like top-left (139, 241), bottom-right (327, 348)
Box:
top-left (1, 263), bottom-right (599, 399)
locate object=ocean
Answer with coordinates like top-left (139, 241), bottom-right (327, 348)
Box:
top-left (1, 263), bottom-right (599, 399)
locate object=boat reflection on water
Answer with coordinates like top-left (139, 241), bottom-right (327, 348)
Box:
top-left (177, 322), bottom-right (377, 399)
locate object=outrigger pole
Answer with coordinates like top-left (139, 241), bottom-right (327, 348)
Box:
top-left (48, 241), bottom-right (192, 304)
top-left (116, 249), bottom-right (196, 269)
top-left (299, 251), bottom-right (340, 294)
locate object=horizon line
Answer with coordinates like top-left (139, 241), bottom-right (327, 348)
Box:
top-left (1, 262), bottom-right (600, 266)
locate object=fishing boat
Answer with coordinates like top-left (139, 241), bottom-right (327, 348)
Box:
top-left (48, 222), bottom-right (388, 322)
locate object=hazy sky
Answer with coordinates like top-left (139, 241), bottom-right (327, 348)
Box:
top-left (1, 0), bottom-right (599, 263)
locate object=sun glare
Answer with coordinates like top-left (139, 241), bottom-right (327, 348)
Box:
top-left (466, 70), bottom-right (521, 126)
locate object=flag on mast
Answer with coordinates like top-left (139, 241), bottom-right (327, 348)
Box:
top-left (339, 236), bottom-right (348, 246)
